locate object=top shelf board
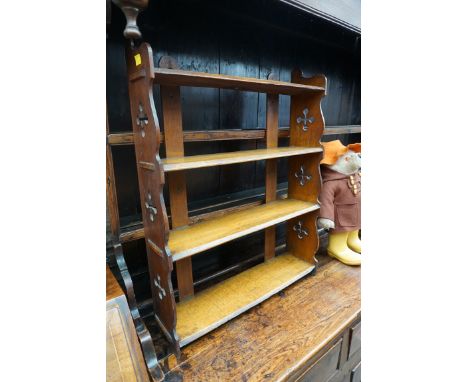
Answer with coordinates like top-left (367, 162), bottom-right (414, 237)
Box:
top-left (153, 68), bottom-right (325, 95)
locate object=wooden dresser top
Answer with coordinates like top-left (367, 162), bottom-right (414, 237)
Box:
top-left (159, 252), bottom-right (361, 381)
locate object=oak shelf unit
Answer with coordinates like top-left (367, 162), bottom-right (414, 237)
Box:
top-left (125, 42), bottom-right (327, 357)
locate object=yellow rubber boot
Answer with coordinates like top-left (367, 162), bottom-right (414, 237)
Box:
top-left (327, 231), bottom-right (361, 266)
top-left (347, 230), bottom-right (361, 254)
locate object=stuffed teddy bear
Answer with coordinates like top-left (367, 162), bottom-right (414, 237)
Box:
top-left (318, 140), bottom-right (361, 266)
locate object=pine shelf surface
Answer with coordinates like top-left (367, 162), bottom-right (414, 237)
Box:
top-left (153, 68), bottom-right (325, 95)
top-left (176, 253), bottom-right (314, 346)
top-left (162, 146), bottom-right (323, 172)
top-left (168, 199), bottom-right (319, 261)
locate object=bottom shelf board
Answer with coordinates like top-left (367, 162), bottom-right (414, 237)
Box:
top-left (176, 253), bottom-right (314, 347)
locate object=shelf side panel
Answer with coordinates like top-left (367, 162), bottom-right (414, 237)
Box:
top-left (289, 70), bottom-right (326, 148)
top-left (288, 154), bottom-right (322, 205)
top-left (287, 69), bottom-right (327, 266)
top-left (287, 210), bottom-right (320, 264)
top-left (125, 42), bottom-right (180, 355)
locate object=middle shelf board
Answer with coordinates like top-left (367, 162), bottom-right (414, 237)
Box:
top-left (162, 146), bottom-right (323, 172)
top-left (176, 253), bottom-right (314, 347)
top-left (168, 198), bottom-right (320, 261)
top-left (153, 68), bottom-right (325, 95)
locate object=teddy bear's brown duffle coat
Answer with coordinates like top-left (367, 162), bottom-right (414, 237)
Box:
top-left (318, 166), bottom-right (361, 233)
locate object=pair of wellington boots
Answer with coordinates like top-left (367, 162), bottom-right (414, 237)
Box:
top-left (327, 230), bottom-right (361, 266)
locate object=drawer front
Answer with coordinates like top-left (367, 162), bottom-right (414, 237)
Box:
top-left (348, 321), bottom-right (361, 359)
top-left (297, 338), bottom-right (342, 382)
top-left (350, 362), bottom-right (361, 382)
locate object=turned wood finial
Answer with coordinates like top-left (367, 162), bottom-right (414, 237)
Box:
top-left (112, 0), bottom-right (148, 39)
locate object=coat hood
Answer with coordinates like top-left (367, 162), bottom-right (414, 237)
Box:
top-left (320, 165), bottom-right (354, 182)
top-left (321, 140), bottom-right (361, 165)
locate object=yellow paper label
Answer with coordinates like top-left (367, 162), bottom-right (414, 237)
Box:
top-left (134, 54), bottom-right (142, 66)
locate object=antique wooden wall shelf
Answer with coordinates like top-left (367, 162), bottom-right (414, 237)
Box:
top-left (124, 41), bottom-right (327, 357)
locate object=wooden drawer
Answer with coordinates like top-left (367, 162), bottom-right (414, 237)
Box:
top-left (348, 321), bottom-right (361, 359)
top-left (297, 338), bottom-right (342, 382)
top-left (350, 362), bottom-right (361, 382)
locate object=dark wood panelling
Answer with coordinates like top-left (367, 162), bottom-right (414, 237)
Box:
top-left (111, 145), bottom-right (141, 220)
top-left (277, 0), bottom-right (361, 32)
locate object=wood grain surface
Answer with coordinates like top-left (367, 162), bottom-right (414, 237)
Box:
top-left (106, 266), bottom-right (150, 382)
top-left (264, 93), bottom-right (280, 260)
top-left (289, 70), bottom-right (326, 149)
top-left (106, 110), bottom-right (121, 239)
top-left (162, 147), bottom-right (322, 172)
top-left (153, 68), bottom-right (325, 95)
top-left (160, 257), bottom-right (360, 381)
top-left (287, 210), bottom-right (320, 264)
top-left (168, 199), bottom-right (320, 261)
top-left (284, 70), bottom-right (327, 272)
top-left (107, 126), bottom-right (361, 146)
top-left (125, 42), bottom-right (180, 355)
top-left (107, 304), bottom-right (140, 382)
top-left (161, 83), bottom-right (194, 299)
top-left (176, 253), bottom-right (313, 346)
top-left (118, 197), bottom-right (287, 244)
top-left (106, 266), bottom-right (124, 301)
top-left (288, 153), bottom-right (323, 204)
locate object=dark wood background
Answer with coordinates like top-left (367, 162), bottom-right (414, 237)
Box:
top-left (107, 0), bottom-right (360, 331)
